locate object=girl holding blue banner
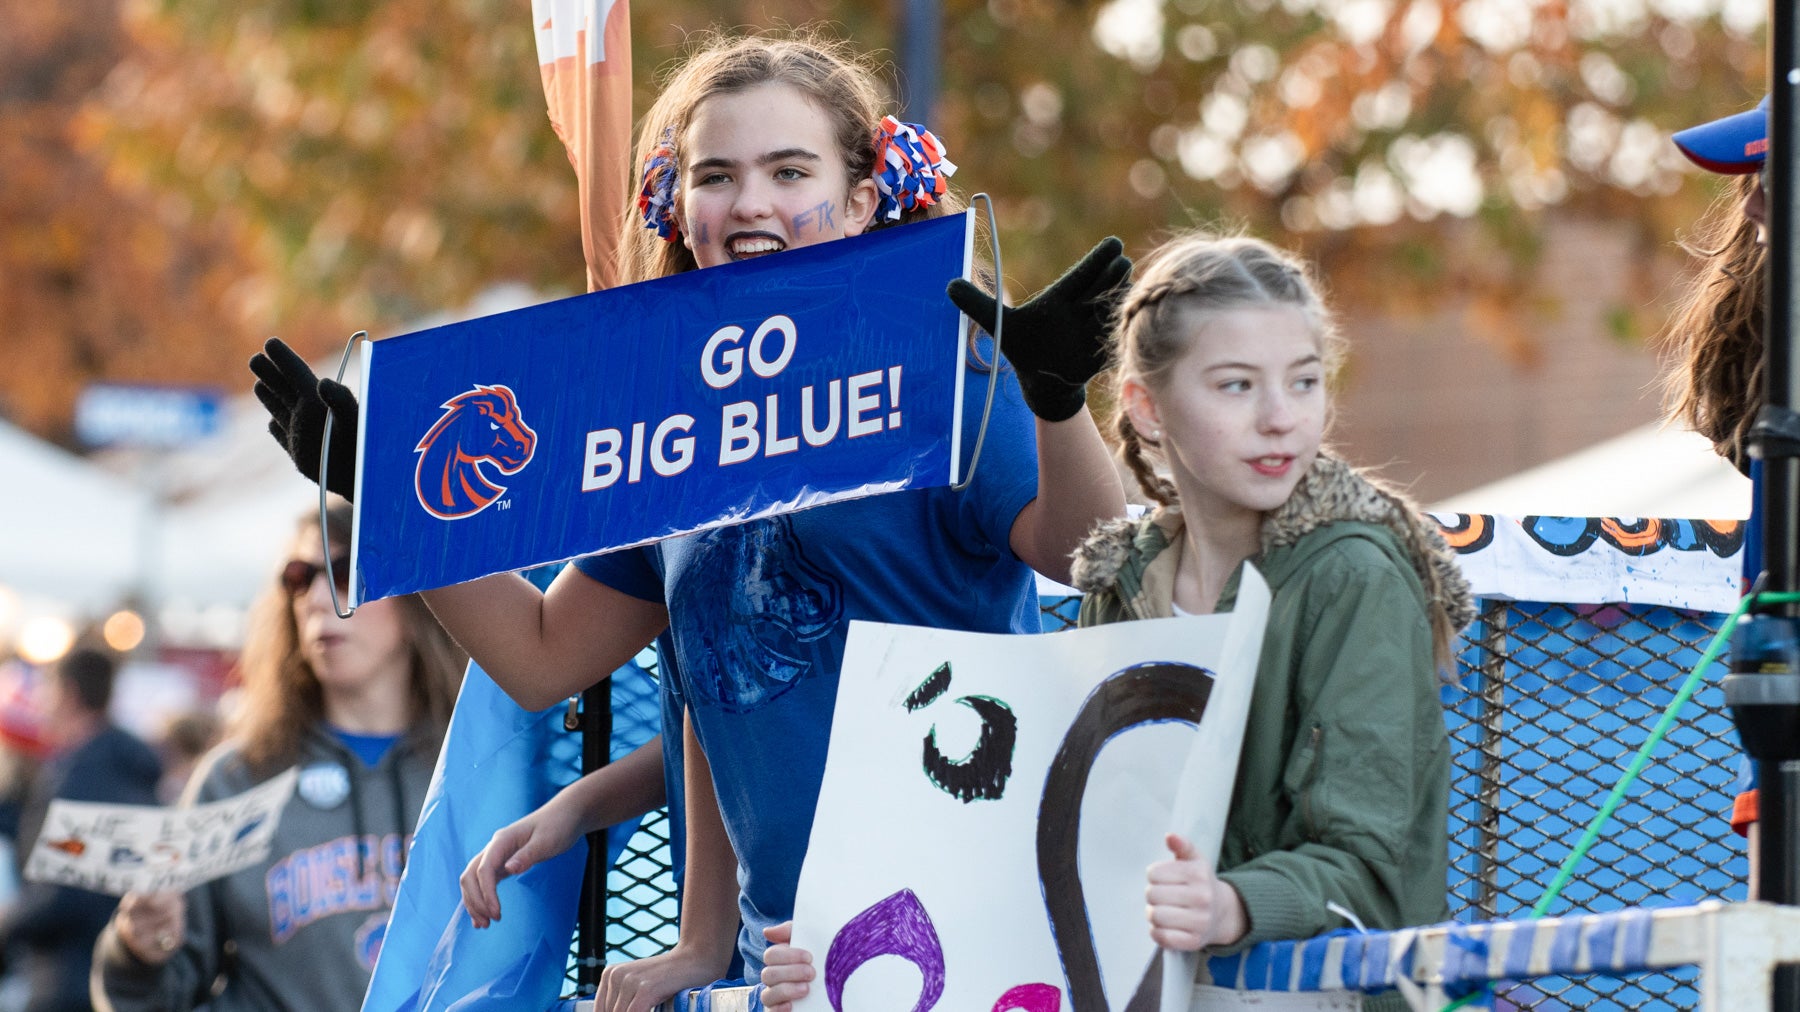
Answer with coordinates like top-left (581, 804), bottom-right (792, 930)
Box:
top-left (761, 233), bottom-right (1471, 1011)
top-left (254, 31), bottom-right (1128, 1012)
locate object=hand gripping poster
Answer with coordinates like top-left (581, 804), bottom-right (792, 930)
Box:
top-left (790, 568), bottom-right (1270, 1012)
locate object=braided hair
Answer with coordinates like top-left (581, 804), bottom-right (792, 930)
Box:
top-left (1109, 232), bottom-right (1344, 504)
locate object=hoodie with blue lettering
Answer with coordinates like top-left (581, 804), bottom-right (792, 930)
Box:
top-left (91, 726), bottom-right (434, 1012)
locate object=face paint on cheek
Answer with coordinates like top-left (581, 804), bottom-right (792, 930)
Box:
top-left (791, 201), bottom-right (837, 236)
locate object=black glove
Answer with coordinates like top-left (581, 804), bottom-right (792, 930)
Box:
top-left (249, 337), bottom-right (360, 501)
top-left (946, 236), bottom-right (1131, 422)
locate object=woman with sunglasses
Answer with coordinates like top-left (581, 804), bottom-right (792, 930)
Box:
top-left (91, 499), bottom-right (466, 1012)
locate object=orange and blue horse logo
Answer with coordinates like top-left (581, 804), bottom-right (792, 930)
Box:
top-left (414, 384), bottom-right (537, 520)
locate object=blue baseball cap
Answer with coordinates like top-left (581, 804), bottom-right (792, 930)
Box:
top-left (1673, 95), bottom-right (1769, 175)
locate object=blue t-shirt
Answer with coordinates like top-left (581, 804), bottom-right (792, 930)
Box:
top-left (574, 354), bottom-right (1041, 973)
top-left (328, 727), bottom-right (400, 768)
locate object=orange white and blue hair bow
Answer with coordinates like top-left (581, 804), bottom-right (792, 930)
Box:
top-left (638, 126), bottom-right (681, 242)
top-left (872, 116), bottom-right (957, 222)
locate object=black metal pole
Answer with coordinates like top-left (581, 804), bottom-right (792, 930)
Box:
top-left (1727, 6), bottom-right (1800, 1012)
top-left (575, 683), bottom-right (613, 995)
top-left (1767, 7), bottom-right (1800, 1008)
top-left (1765, 0), bottom-right (1800, 594)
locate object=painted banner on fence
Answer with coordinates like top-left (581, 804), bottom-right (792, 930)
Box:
top-left (350, 212), bottom-right (974, 602)
top-left (1432, 513), bottom-right (1745, 613)
top-left (789, 569), bottom-right (1269, 1012)
top-left (24, 768), bottom-right (295, 895)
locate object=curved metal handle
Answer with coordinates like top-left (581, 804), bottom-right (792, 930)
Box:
top-left (319, 329), bottom-right (369, 619)
top-left (950, 192), bottom-right (1003, 493)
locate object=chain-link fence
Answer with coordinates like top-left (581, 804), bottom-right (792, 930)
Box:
top-left (574, 596), bottom-right (1750, 1010)
top-left (1448, 600), bottom-right (1745, 1010)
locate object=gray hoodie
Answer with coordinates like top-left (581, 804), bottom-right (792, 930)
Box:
top-left (92, 727), bottom-right (436, 1012)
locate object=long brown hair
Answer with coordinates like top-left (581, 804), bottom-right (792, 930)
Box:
top-left (232, 501), bottom-right (465, 773)
top-left (1661, 173), bottom-right (1766, 472)
top-left (618, 30), bottom-right (962, 285)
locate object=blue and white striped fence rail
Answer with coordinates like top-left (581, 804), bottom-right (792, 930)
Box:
top-left (558, 901), bottom-right (1800, 1011)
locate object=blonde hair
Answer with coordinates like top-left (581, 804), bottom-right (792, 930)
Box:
top-left (1108, 231), bottom-right (1343, 506)
top-left (1661, 172), bottom-right (1766, 472)
top-left (233, 502), bottom-right (465, 773)
top-left (618, 30), bottom-right (962, 285)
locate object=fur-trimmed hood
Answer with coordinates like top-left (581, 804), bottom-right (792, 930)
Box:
top-left (1071, 453), bottom-right (1475, 662)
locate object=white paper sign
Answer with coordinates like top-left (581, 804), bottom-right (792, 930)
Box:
top-left (24, 768), bottom-right (297, 896)
top-left (791, 568), bottom-right (1270, 1012)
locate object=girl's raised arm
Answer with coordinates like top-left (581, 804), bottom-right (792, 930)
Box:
top-left (1012, 405), bottom-right (1125, 585)
top-left (420, 566), bottom-right (668, 712)
top-left (949, 237), bottom-right (1132, 582)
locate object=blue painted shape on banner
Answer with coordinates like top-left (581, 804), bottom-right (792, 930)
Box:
top-left (352, 213), bottom-right (973, 602)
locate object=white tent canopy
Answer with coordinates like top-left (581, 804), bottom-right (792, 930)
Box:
top-left (1431, 423), bottom-right (1752, 520)
top-left (0, 411), bottom-right (315, 647)
top-left (0, 418), bottom-right (151, 613)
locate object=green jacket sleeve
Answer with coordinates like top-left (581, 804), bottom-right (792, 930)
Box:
top-left (1218, 536), bottom-right (1451, 948)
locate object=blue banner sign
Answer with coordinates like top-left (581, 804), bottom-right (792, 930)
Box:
top-left (351, 212), bottom-right (975, 602)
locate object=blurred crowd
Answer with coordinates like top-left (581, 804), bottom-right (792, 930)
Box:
top-left (0, 648), bottom-right (218, 1012)
top-left (0, 498), bottom-right (463, 1012)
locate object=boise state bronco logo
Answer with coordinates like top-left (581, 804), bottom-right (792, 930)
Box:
top-left (414, 384), bottom-right (538, 519)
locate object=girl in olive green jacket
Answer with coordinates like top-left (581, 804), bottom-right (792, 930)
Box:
top-left (1070, 232), bottom-right (1474, 1000)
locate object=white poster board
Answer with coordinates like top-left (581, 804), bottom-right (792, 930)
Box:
top-left (25, 768), bottom-right (296, 895)
top-left (791, 569), bottom-right (1270, 1012)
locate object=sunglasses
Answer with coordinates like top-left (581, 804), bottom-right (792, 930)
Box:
top-left (281, 556), bottom-right (351, 597)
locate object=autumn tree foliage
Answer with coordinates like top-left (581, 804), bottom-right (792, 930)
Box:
top-left (0, 0), bottom-right (291, 442)
top-left (0, 0), bottom-right (1771, 443)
